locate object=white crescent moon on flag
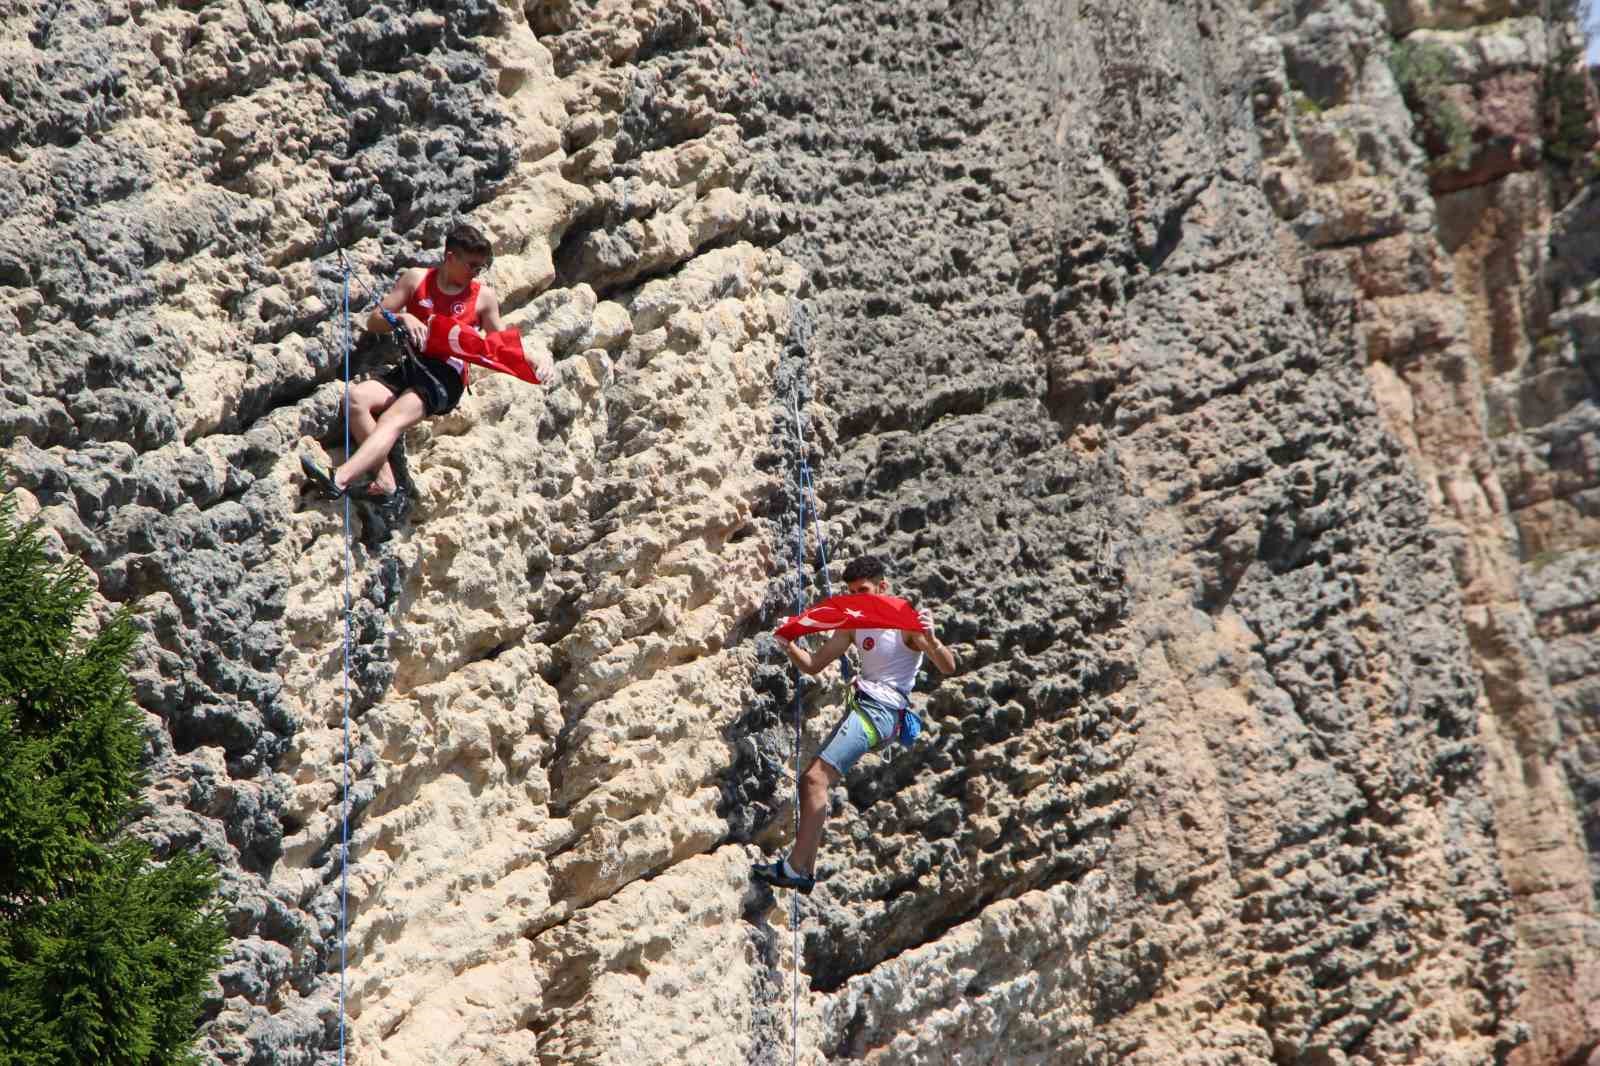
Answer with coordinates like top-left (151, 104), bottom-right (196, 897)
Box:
top-left (802, 606), bottom-right (848, 627)
top-left (448, 324), bottom-right (469, 357)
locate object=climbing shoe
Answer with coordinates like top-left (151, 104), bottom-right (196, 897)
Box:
top-left (301, 455), bottom-right (350, 500)
top-left (301, 455), bottom-right (375, 502)
top-left (751, 859), bottom-right (815, 895)
top-left (374, 483), bottom-right (410, 527)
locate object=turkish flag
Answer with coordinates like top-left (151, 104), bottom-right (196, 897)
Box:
top-left (775, 594), bottom-right (924, 641)
top-left (423, 315), bottom-right (543, 384)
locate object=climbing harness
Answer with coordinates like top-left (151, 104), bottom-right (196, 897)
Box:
top-left (841, 675), bottom-right (924, 750)
top-left (341, 255), bottom-right (429, 373)
top-left (842, 688), bottom-right (879, 748)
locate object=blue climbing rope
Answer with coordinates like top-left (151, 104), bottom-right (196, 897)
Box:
top-left (337, 256), bottom-right (353, 1065)
top-left (784, 393), bottom-right (845, 1066)
top-left (788, 401), bottom-right (805, 1066)
top-left (792, 397), bottom-right (847, 680)
top-left (323, 227), bottom-right (413, 1064)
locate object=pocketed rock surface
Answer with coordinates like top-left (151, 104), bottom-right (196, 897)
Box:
top-left (2, 0), bottom-right (1597, 1064)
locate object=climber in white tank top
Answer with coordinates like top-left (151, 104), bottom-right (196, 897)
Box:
top-left (853, 627), bottom-right (922, 709)
top-left (752, 553), bottom-right (958, 895)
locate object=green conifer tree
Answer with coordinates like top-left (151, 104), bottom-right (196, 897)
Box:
top-left (0, 494), bottom-right (226, 1065)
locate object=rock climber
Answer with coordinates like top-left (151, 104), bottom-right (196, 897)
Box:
top-left (301, 222), bottom-right (506, 505)
top-left (752, 554), bottom-right (958, 894)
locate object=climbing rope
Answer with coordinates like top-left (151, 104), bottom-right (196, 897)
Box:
top-left (337, 251), bottom-right (354, 1066)
top-left (719, 3), bottom-right (807, 1056)
top-left (792, 395), bottom-right (844, 674)
top-left (720, 1), bottom-right (858, 1058)
top-left (315, 199), bottom-right (358, 1065)
top-left (318, 194), bottom-right (418, 1062)
top-left (782, 392), bottom-right (848, 1066)
top-left (787, 407), bottom-right (804, 1066)
top-left (327, 238), bottom-right (426, 1065)
top-left (320, 211), bottom-right (441, 1064)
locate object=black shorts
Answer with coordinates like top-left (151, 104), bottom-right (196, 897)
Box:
top-left (374, 356), bottom-right (465, 417)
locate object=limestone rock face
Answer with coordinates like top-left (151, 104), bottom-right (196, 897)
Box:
top-left (2, 1), bottom-right (1597, 1065)
top-left (5, 0), bottom-right (792, 1061)
top-left (1250, 2), bottom-right (1600, 1062)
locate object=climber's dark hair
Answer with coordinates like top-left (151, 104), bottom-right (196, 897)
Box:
top-left (842, 555), bottom-right (888, 584)
top-left (444, 222), bottom-right (492, 259)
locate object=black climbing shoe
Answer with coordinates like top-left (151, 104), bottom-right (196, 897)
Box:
top-left (301, 455), bottom-right (349, 500)
top-left (751, 860), bottom-right (815, 895)
top-left (374, 483), bottom-right (410, 527)
top-left (301, 455), bottom-right (374, 502)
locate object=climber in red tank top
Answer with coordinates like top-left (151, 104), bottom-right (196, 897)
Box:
top-left (402, 267), bottom-right (480, 388)
top-left (300, 223), bottom-right (509, 505)
top-left (406, 268), bottom-right (479, 324)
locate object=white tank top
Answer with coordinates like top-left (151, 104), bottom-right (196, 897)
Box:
top-left (854, 628), bottom-right (923, 709)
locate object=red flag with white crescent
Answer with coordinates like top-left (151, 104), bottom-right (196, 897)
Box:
top-left (423, 315), bottom-right (543, 384)
top-left (775, 593), bottom-right (924, 641)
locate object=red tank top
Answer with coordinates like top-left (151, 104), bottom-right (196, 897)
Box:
top-left (404, 267), bottom-right (479, 384)
top-left (405, 267), bottom-right (480, 326)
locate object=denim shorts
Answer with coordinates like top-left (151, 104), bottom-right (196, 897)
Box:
top-left (817, 688), bottom-right (901, 774)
